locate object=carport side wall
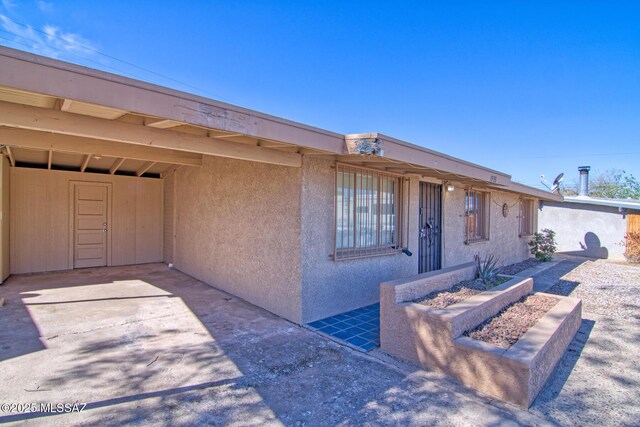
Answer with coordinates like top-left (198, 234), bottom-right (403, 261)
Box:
top-left (442, 188), bottom-right (532, 268)
top-left (163, 172), bottom-right (175, 264)
top-left (173, 155), bottom-right (303, 324)
top-left (299, 157), bottom-right (419, 324)
top-left (538, 201), bottom-right (627, 260)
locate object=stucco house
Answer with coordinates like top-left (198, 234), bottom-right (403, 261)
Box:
top-left (0, 46), bottom-right (560, 325)
top-left (539, 166), bottom-right (640, 260)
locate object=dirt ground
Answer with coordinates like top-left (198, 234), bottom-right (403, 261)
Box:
top-left (528, 257), bottom-right (640, 426)
top-left (466, 294), bottom-right (559, 348)
top-left (415, 276), bottom-right (510, 309)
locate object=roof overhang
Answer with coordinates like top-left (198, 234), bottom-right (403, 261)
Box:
top-left (488, 181), bottom-right (564, 201)
top-left (342, 133), bottom-right (512, 187)
top-left (562, 196), bottom-right (640, 210)
top-left (0, 46), bottom-right (563, 197)
top-left (0, 46), bottom-right (344, 153)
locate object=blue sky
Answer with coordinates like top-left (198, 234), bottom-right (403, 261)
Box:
top-left (1, 1), bottom-right (638, 188)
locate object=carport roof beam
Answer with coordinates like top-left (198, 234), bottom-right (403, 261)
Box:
top-left (136, 161), bottom-right (156, 177)
top-left (0, 128), bottom-right (203, 167)
top-left (109, 157), bottom-right (125, 174)
top-left (0, 101), bottom-right (302, 168)
top-left (80, 154), bottom-right (91, 172)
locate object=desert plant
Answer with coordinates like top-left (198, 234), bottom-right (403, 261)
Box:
top-left (529, 229), bottom-right (557, 261)
top-left (623, 232), bottom-right (640, 263)
top-left (475, 254), bottom-right (500, 284)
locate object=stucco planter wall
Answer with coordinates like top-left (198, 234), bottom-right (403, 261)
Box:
top-left (380, 263), bottom-right (582, 408)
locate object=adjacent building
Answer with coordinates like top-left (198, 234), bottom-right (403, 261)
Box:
top-left (538, 167), bottom-right (640, 260)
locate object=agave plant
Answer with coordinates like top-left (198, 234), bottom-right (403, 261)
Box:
top-left (475, 254), bottom-right (500, 285)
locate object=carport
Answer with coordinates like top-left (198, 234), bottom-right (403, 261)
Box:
top-left (0, 46), bottom-right (337, 284)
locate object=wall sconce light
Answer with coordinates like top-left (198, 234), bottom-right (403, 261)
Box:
top-left (446, 183), bottom-right (455, 192)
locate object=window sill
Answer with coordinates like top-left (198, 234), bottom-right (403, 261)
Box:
top-left (333, 249), bottom-right (403, 261)
top-left (464, 239), bottom-right (489, 246)
top-left (519, 234), bottom-right (534, 239)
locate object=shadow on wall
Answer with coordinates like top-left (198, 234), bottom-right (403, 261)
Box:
top-left (561, 232), bottom-right (609, 259)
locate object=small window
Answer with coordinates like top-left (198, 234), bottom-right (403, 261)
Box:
top-left (335, 164), bottom-right (403, 259)
top-left (465, 190), bottom-right (489, 243)
top-left (519, 199), bottom-right (535, 237)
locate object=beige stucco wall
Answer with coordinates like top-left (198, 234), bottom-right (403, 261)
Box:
top-left (173, 155), bottom-right (303, 323)
top-left (442, 188), bottom-right (533, 268)
top-left (298, 158), bottom-right (533, 323)
top-left (538, 201), bottom-right (627, 260)
top-left (299, 157), bottom-right (419, 323)
top-left (171, 155), bottom-right (535, 325)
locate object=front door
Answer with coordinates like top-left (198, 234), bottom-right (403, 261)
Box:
top-left (419, 182), bottom-right (442, 273)
top-left (73, 183), bottom-right (110, 268)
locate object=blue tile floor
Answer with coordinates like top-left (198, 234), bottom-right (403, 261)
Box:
top-left (306, 303), bottom-right (380, 352)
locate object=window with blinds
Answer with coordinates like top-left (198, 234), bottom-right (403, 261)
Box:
top-left (335, 164), bottom-right (403, 259)
top-left (465, 190), bottom-right (490, 243)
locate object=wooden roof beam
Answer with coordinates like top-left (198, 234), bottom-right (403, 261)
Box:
top-left (145, 119), bottom-right (182, 129)
top-left (5, 146), bottom-right (15, 166)
top-left (161, 164), bottom-right (183, 178)
top-left (0, 101), bottom-right (301, 168)
top-left (0, 129), bottom-right (203, 167)
top-left (60, 98), bottom-right (73, 112)
top-left (109, 157), bottom-right (125, 174)
top-left (80, 154), bottom-right (91, 172)
top-left (210, 133), bottom-right (244, 139)
top-left (136, 161), bottom-right (156, 177)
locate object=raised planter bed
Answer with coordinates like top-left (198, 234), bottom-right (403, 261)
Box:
top-left (465, 293), bottom-right (559, 348)
top-left (380, 262), bottom-right (582, 408)
top-left (414, 275), bottom-right (512, 309)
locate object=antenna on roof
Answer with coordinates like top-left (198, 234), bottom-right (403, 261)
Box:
top-left (540, 173), bottom-right (564, 193)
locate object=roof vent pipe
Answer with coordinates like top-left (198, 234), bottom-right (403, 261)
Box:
top-left (578, 166), bottom-right (590, 197)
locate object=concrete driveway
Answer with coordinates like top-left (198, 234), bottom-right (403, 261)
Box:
top-left (0, 261), bottom-right (637, 426)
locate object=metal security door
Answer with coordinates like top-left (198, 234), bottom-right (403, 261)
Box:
top-left (419, 182), bottom-right (442, 273)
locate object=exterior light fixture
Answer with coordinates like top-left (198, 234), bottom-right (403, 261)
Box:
top-left (446, 184), bottom-right (455, 192)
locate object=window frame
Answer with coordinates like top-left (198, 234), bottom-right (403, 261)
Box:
top-left (334, 163), bottom-right (404, 260)
top-left (519, 198), bottom-right (535, 237)
top-left (464, 189), bottom-right (490, 244)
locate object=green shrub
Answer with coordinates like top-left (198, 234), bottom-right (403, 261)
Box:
top-left (529, 229), bottom-right (557, 262)
top-left (474, 253), bottom-right (500, 284)
top-left (624, 232), bottom-right (640, 263)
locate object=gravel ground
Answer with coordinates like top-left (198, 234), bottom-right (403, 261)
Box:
top-left (530, 257), bottom-right (640, 426)
top-left (465, 294), bottom-right (559, 348)
top-left (546, 259), bottom-right (640, 320)
top-left (415, 277), bottom-right (509, 309)
top-left (499, 257), bottom-right (542, 275)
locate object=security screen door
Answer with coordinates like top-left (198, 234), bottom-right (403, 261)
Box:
top-left (418, 182), bottom-right (442, 273)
